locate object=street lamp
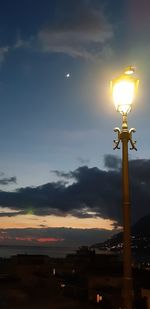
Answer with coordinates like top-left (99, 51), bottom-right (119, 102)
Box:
top-left (110, 66), bottom-right (139, 309)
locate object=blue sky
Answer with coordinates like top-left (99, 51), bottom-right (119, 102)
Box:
top-left (0, 0), bottom-right (150, 247)
top-left (0, 0), bottom-right (147, 188)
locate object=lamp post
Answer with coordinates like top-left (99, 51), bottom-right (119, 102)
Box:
top-left (110, 66), bottom-right (139, 309)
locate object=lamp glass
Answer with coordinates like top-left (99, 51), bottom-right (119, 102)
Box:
top-left (112, 79), bottom-right (135, 115)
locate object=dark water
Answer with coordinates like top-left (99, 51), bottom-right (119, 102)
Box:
top-left (0, 245), bottom-right (77, 258)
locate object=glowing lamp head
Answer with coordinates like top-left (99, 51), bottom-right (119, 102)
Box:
top-left (110, 67), bottom-right (139, 115)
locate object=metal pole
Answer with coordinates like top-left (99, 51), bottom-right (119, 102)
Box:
top-left (121, 115), bottom-right (133, 309)
top-left (113, 114), bottom-right (137, 308)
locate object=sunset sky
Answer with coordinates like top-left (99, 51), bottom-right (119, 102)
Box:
top-left (0, 0), bottom-right (150, 247)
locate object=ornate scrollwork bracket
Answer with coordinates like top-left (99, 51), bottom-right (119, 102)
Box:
top-left (113, 127), bottom-right (121, 150)
top-left (129, 128), bottom-right (137, 151)
top-left (113, 127), bottom-right (137, 151)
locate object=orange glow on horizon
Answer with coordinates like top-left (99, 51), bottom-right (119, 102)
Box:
top-left (0, 213), bottom-right (117, 230)
top-left (15, 237), bottom-right (33, 242)
top-left (36, 237), bottom-right (64, 243)
top-left (0, 235), bottom-right (64, 243)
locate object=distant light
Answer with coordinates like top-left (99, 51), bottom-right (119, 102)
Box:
top-left (96, 294), bottom-right (103, 303)
top-left (66, 73), bottom-right (70, 78)
top-left (60, 283), bottom-right (66, 288)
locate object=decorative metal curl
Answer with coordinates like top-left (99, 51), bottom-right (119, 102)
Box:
top-left (129, 128), bottom-right (137, 151)
top-left (113, 127), bottom-right (121, 150)
top-left (113, 127), bottom-right (137, 151)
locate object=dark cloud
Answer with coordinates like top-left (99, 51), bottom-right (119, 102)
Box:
top-left (0, 157), bottom-right (149, 225)
top-left (129, 159), bottom-right (150, 183)
top-left (37, 0), bottom-right (113, 60)
top-left (52, 170), bottom-right (73, 179)
top-left (104, 154), bottom-right (121, 170)
top-left (0, 176), bottom-right (17, 185)
top-left (0, 211), bottom-right (23, 217)
top-left (0, 166), bottom-right (122, 224)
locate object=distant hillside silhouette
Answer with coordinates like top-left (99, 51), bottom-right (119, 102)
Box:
top-left (132, 214), bottom-right (150, 237)
top-left (92, 214), bottom-right (150, 251)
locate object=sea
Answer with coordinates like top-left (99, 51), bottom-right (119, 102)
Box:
top-left (0, 246), bottom-right (149, 264)
top-left (0, 245), bottom-right (77, 259)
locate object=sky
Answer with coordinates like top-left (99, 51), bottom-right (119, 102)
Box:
top-left (0, 0), bottom-right (150, 248)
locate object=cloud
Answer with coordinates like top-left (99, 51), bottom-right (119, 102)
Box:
top-left (13, 34), bottom-right (31, 50)
top-left (0, 176), bottom-right (17, 185)
top-left (13, 30), bottom-right (35, 50)
top-left (0, 46), bottom-right (9, 64)
top-left (0, 157), bottom-right (150, 225)
top-left (104, 154), bottom-right (121, 170)
top-left (0, 1), bottom-right (114, 65)
top-left (0, 206), bottom-right (22, 217)
top-left (0, 167), bottom-right (121, 224)
top-left (0, 211), bottom-right (23, 217)
top-left (77, 157), bottom-right (90, 165)
top-left (37, 0), bottom-right (113, 60)
top-left (0, 33), bottom-right (32, 66)
top-left (129, 159), bottom-right (150, 183)
top-left (52, 170), bottom-right (73, 179)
